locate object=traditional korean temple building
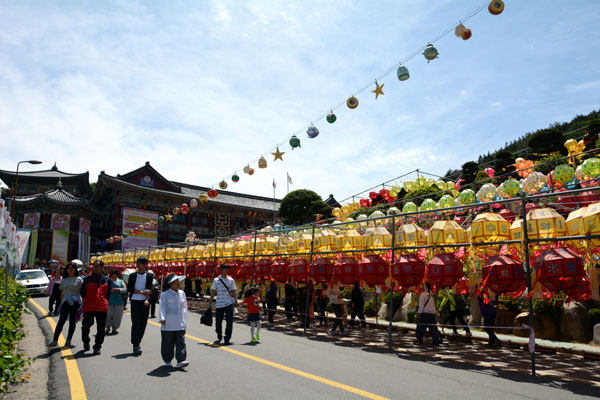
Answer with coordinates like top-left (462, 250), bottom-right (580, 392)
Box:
top-left (1, 162), bottom-right (280, 262)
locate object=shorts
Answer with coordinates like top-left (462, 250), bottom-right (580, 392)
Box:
top-left (247, 313), bottom-right (262, 322)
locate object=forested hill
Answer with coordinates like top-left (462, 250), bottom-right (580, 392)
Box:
top-left (444, 109), bottom-right (600, 179)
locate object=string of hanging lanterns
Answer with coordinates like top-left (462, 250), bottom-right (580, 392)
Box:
top-left (206, 1), bottom-right (505, 196)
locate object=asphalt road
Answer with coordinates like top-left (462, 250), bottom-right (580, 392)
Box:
top-left (30, 297), bottom-right (600, 400)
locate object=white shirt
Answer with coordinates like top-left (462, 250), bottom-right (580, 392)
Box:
top-left (132, 273), bottom-right (147, 301)
top-left (159, 289), bottom-right (188, 331)
top-left (418, 291), bottom-right (436, 314)
top-left (211, 276), bottom-right (236, 309)
top-left (327, 284), bottom-right (344, 305)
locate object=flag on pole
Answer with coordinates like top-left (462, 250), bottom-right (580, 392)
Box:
top-left (272, 179), bottom-right (277, 189)
top-left (287, 173), bottom-right (293, 185)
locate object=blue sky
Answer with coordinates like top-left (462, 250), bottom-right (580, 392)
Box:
top-left (0, 0), bottom-right (598, 202)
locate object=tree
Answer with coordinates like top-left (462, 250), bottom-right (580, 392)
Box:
top-left (493, 149), bottom-right (516, 181)
top-left (278, 189), bottom-right (331, 225)
top-left (527, 128), bottom-right (565, 158)
top-left (461, 161), bottom-right (479, 184)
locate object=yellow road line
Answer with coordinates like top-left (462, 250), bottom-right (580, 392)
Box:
top-left (144, 318), bottom-right (389, 400)
top-left (29, 299), bottom-right (87, 400)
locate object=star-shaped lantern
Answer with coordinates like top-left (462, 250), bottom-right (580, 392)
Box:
top-left (164, 214), bottom-right (173, 222)
top-left (272, 147), bottom-right (285, 161)
top-left (372, 81), bottom-right (384, 99)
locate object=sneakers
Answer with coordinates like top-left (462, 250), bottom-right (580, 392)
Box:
top-left (83, 342), bottom-right (90, 351)
top-left (133, 345), bottom-right (142, 355)
top-left (112, 329), bottom-right (118, 335)
top-left (93, 347), bottom-right (101, 355)
top-left (49, 340), bottom-right (58, 347)
top-left (465, 332), bottom-right (472, 338)
top-left (175, 361), bottom-right (189, 369)
top-left (164, 361), bottom-right (172, 367)
top-left (251, 337), bottom-right (258, 343)
top-left (328, 329), bottom-right (336, 336)
top-left (65, 339), bottom-right (71, 347)
top-left (255, 334), bottom-right (260, 341)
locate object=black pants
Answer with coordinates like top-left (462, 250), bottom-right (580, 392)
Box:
top-left (215, 304), bottom-right (234, 341)
top-left (161, 330), bottom-right (187, 363)
top-left (416, 313), bottom-right (441, 344)
top-left (49, 288), bottom-right (61, 313)
top-left (483, 313), bottom-right (499, 345)
top-left (284, 298), bottom-right (297, 321)
top-left (149, 300), bottom-right (157, 317)
top-left (317, 299), bottom-right (328, 325)
top-left (449, 310), bottom-right (471, 334)
top-left (267, 298), bottom-right (277, 323)
top-left (81, 311), bottom-right (107, 350)
top-left (331, 303), bottom-right (345, 333)
top-left (53, 301), bottom-right (80, 341)
top-left (130, 300), bottom-right (150, 346)
top-left (350, 302), bottom-right (367, 327)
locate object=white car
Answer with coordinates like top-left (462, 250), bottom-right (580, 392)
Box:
top-left (16, 269), bottom-right (50, 296)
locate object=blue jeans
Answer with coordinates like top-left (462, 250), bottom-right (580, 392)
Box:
top-left (483, 312), bottom-right (499, 345)
top-left (215, 304), bottom-right (234, 341)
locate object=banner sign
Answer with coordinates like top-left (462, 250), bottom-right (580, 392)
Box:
top-left (16, 230), bottom-right (31, 267)
top-left (78, 232), bottom-right (91, 265)
top-left (51, 230), bottom-right (69, 265)
top-left (121, 207), bottom-right (158, 250)
top-left (23, 212), bottom-right (41, 229)
top-left (28, 229), bottom-right (38, 266)
top-left (51, 213), bottom-right (70, 230)
top-left (79, 218), bottom-right (91, 234)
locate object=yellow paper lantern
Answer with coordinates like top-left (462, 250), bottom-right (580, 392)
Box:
top-left (335, 228), bottom-right (363, 251)
top-left (427, 220), bottom-right (467, 247)
top-left (258, 156), bottom-right (267, 169)
top-left (395, 223), bottom-right (426, 249)
top-left (332, 208), bottom-right (342, 217)
top-left (363, 226), bottom-right (392, 250)
top-left (522, 172), bottom-right (546, 194)
top-left (526, 207), bottom-right (566, 241)
top-left (579, 202), bottom-right (600, 252)
top-left (565, 206), bottom-right (588, 252)
top-left (470, 212), bottom-right (510, 255)
top-left (476, 183), bottom-right (497, 202)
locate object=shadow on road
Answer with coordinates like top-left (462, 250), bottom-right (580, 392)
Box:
top-left (112, 352), bottom-right (138, 359)
top-left (147, 365), bottom-right (173, 378)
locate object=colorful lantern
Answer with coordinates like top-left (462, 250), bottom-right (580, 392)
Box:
top-left (310, 258), bottom-right (335, 283)
top-left (359, 198), bottom-right (371, 208)
top-left (438, 194), bottom-right (455, 209)
top-left (335, 229), bottom-right (363, 251)
top-left (501, 179), bottom-right (521, 198)
top-left (395, 223), bottom-right (426, 248)
top-left (566, 276), bottom-right (591, 302)
top-left (427, 253), bottom-right (464, 288)
top-left (522, 171), bottom-right (546, 194)
top-left (173, 207), bottom-right (180, 215)
top-left (243, 165), bottom-right (250, 174)
top-left (258, 156), bottom-right (267, 169)
top-left (515, 158), bottom-right (535, 178)
top-left (534, 248), bottom-right (585, 292)
top-left (403, 180), bottom-right (416, 191)
top-left (122, 232), bottom-right (128, 238)
top-left (181, 203), bottom-right (189, 215)
top-left (499, 208), bottom-right (516, 222)
top-left (422, 44), bottom-right (439, 62)
top-left (190, 199), bottom-right (198, 208)
top-left (358, 255), bottom-right (389, 286)
top-left (578, 191), bottom-right (600, 206)
top-left (199, 194), bottom-right (208, 203)
top-left (458, 189), bottom-right (476, 205)
top-left (578, 202), bottom-right (600, 251)
top-left (207, 189), bottom-right (219, 198)
top-left (402, 202), bottom-right (417, 213)
top-left (159, 216), bottom-right (165, 223)
top-left (482, 255), bottom-right (525, 294)
top-left (248, 168), bottom-right (255, 175)
top-left (314, 228), bottom-right (338, 252)
top-left (132, 228), bottom-right (139, 235)
top-left (289, 257), bottom-right (309, 282)
top-left (231, 174), bottom-right (240, 183)
top-left (427, 220), bottom-right (467, 247)
top-left (143, 222), bottom-right (151, 231)
top-left (236, 261), bottom-right (252, 281)
top-left (306, 125), bottom-right (320, 139)
top-left (553, 164), bottom-right (574, 185)
top-left (565, 206), bottom-right (588, 252)
top-left (454, 23), bottom-right (465, 37)
top-left (470, 212), bottom-right (510, 250)
top-left (419, 198), bottom-right (437, 212)
top-left (346, 96), bottom-right (359, 109)
top-left (289, 135), bottom-right (301, 149)
top-left (396, 65), bottom-right (409, 81)
top-left (477, 183), bottom-right (497, 202)
top-left (461, 28), bottom-right (472, 40)
top-left (488, 0), bottom-right (505, 15)
top-left (392, 254), bottom-right (425, 288)
top-left (270, 258), bottom-right (290, 283)
top-left (387, 206), bottom-right (401, 216)
top-left (582, 158), bottom-right (600, 178)
top-left (363, 226), bottom-right (392, 250)
top-left (255, 258), bottom-right (272, 281)
top-left (335, 257), bottom-right (359, 285)
top-left (326, 112), bottom-right (337, 123)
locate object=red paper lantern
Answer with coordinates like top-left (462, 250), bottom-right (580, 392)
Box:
top-left (199, 261), bottom-right (215, 279)
top-left (455, 277), bottom-right (469, 295)
top-left (334, 257), bottom-right (359, 285)
top-left (391, 254), bottom-right (425, 288)
top-left (525, 202), bottom-right (538, 214)
top-left (208, 189), bottom-right (219, 198)
top-left (270, 258), bottom-right (290, 283)
top-left (481, 255), bottom-right (525, 294)
top-left (499, 208), bottom-right (516, 222)
top-left (453, 215), bottom-right (466, 226)
top-left (358, 255), bottom-right (389, 286)
top-left (227, 260), bottom-right (241, 279)
top-left (310, 257), bottom-right (334, 283)
top-left (369, 191), bottom-right (378, 200)
top-left (237, 261), bottom-right (253, 281)
top-left (181, 203), bottom-right (189, 215)
top-left (255, 258), bottom-right (273, 281)
top-left (359, 198), bottom-right (372, 208)
top-left (427, 253), bottom-right (464, 288)
top-left (578, 190), bottom-right (600, 207)
top-left (534, 247), bottom-right (585, 292)
top-left (556, 194), bottom-right (578, 213)
top-left (132, 228), bottom-right (139, 235)
top-left (289, 257), bottom-right (309, 282)
top-left (566, 276), bottom-right (591, 301)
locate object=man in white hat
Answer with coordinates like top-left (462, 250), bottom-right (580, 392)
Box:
top-left (159, 273), bottom-right (189, 369)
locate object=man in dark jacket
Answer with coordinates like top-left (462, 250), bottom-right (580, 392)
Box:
top-left (350, 281), bottom-right (367, 328)
top-left (80, 260), bottom-right (110, 355)
top-left (127, 257), bottom-right (155, 355)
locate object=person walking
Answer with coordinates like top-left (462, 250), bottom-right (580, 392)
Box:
top-left (49, 262), bottom-right (83, 347)
top-left (479, 292), bottom-right (501, 347)
top-left (105, 270), bottom-right (127, 335)
top-left (266, 281), bottom-right (278, 323)
top-left (209, 264), bottom-right (237, 345)
top-left (242, 286), bottom-right (262, 343)
top-left (349, 281), bottom-right (367, 328)
top-left (440, 288), bottom-right (471, 337)
top-left (127, 256), bottom-right (155, 355)
top-left (80, 260), bottom-right (110, 355)
top-left (149, 277), bottom-right (160, 318)
top-left (47, 263), bottom-right (63, 316)
top-left (284, 279), bottom-right (298, 321)
top-left (327, 278), bottom-right (347, 336)
top-left (316, 284), bottom-right (329, 327)
top-left (159, 273), bottom-right (189, 369)
top-left (415, 283), bottom-right (442, 346)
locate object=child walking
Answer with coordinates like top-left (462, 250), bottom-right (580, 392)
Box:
top-left (242, 287), bottom-right (262, 343)
top-left (159, 273), bottom-right (189, 369)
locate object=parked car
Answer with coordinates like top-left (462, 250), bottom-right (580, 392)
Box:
top-left (15, 269), bottom-right (50, 296)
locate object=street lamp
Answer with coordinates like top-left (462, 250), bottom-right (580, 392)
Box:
top-left (12, 160), bottom-right (42, 225)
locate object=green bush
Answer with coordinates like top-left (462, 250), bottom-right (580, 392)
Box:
top-left (0, 269), bottom-right (31, 392)
top-left (407, 310), bottom-right (417, 324)
top-left (533, 298), bottom-right (563, 328)
top-left (383, 291), bottom-right (404, 314)
top-left (534, 153), bottom-right (564, 175)
top-left (589, 308), bottom-right (600, 327)
top-left (364, 297), bottom-right (381, 317)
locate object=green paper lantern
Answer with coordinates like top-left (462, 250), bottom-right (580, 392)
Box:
top-left (438, 194), bottom-right (455, 209)
top-left (289, 135), bottom-right (301, 149)
top-left (458, 189), bottom-right (476, 205)
top-left (231, 174), bottom-right (240, 183)
top-left (326, 112), bottom-right (337, 123)
top-left (581, 158), bottom-right (600, 178)
top-left (501, 179), bottom-right (521, 198)
top-left (402, 202), bottom-right (417, 213)
top-left (397, 65), bottom-right (409, 81)
top-left (422, 44), bottom-right (439, 62)
top-left (419, 198), bottom-right (437, 211)
top-left (553, 164), bottom-right (574, 185)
